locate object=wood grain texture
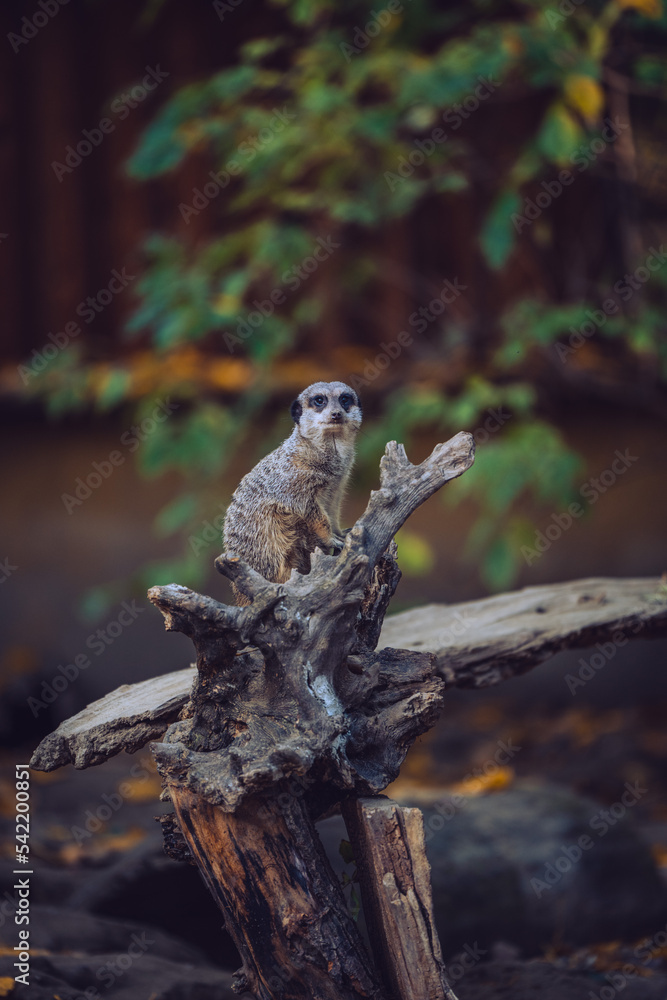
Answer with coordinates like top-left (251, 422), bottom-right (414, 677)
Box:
top-left (343, 797), bottom-right (458, 1000)
top-left (29, 666), bottom-right (195, 771)
top-left (170, 784), bottom-right (387, 1000)
top-left (380, 575), bottom-right (667, 688)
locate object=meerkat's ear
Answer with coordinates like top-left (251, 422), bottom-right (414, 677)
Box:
top-left (290, 399), bottom-right (302, 423)
top-left (355, 394), bottom-right (362, 416)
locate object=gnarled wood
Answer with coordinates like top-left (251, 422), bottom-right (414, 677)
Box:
top-left (147, 434), bottom-right (474, 813)
top-left (30, 577), bottom-right (667, 772)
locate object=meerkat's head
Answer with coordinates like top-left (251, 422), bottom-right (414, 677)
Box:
top-left (290, 381), bottom-right (362, 447)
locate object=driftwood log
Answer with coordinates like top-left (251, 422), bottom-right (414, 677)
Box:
top-left (31, 576), bottom-right (667, 774)
top-left (30, 433), bottom-right (667, 1000)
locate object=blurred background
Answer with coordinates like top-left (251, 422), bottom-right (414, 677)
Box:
top-left (1, 0), bottom-right (667, 996)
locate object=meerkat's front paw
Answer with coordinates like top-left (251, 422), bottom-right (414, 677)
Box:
top-left (330, 533), bottom-right (346, 555)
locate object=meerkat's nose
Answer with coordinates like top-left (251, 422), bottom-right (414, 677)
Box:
top-left (330, 411), bottom-right (343, 422)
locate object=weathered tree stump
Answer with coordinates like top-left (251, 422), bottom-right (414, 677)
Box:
top-left (342, 796), bottom-right (458, 1000)
top-left (29, 433), bottom-right (667, 1000)
top-left (170, 784), bottom-right (381, 999)
top-left (140, 434), bottom-right (474, 999)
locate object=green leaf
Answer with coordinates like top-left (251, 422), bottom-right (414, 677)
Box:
top-left (155, 306), bottom-right (198, 350)
top-left (154, 493), bottom-right (199, 537)
top-left (78, 585), bottom-right (118, 623)
top-left (240, 37), bottom-right (286, 62)
top-left (395, 530), bottom-right (436, 576)
top-left (482, 536), bottom-right (517, 591)
top-left (95, 369), bottom-right (131, 411)
top-left (433, 172), bottom-right (468, 192)
top-left (480, 191), bottom-right (521, 270)
top-left (339, 839), bottom-right (355, 865)
top-left (536, 103), bottom-right (583, 165)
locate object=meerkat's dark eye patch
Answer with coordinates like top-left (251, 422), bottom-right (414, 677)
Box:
top-left (310, 395), bottom-right (327, 407)
top-left (339, 393), bottom-right (353, 411)
top-left (290, 399), bottom-right (302, 423)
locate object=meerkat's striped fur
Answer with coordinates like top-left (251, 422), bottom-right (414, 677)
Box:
top-left (223, 381), bottom-right (362, 604)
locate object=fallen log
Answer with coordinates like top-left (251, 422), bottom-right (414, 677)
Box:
top-left (31, 578), bottom-right (667, 773)
top-left (380, 574), bottom-right (667, 689)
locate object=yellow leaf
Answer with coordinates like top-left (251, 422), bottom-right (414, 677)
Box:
top-left (395, 530), bottom-right (435, 577)
top-left (211, 293), bottom-right (241, 318)
top-left (564, 75), bottom-right (605, 123)
top-left (450, 766), bottom-right (515, 797)
top-left (206, 358), bottom-right (253, 391)
top-left (59, 827), bottom-right (146, 865)
top-left (162, 346), bottom-right (201, 380)
top-left (651, 843), bottom-right (667, 869)
top-left (0, 977), bottom-right (14, 996)
top-left (0, 949), bottom-right (49, 958)
top-left (588, 23), bottom-right (609, 62)
top-left (275, 359), bottom-right (332, 390)
top-left (118, 772), bottom-right (162, 803)
top-left (619, 0), bottom-right (662, 17)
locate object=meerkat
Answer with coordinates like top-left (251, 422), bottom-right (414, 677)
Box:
top-left (223, 381), bottom-right (362, 604)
